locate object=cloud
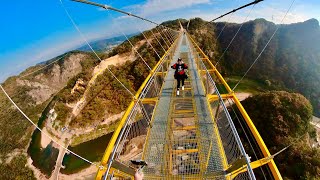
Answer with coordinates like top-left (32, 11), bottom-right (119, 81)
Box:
top-left (0, 35), bottom-right (85, 82)
top-left (132, 0), bottom-right (211, 17)
top-left (184, 3), bottom-right (313, 25)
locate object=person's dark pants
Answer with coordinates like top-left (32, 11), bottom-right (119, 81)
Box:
top-left (176, 76), bottom-right (185, 90)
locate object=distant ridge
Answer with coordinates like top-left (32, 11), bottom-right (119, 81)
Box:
top-left (77, 32), bottom-right (139, 52)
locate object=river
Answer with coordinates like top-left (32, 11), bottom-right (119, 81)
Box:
top-left (27, 100), bottom-right (59, 177)
top-left (61, 132), bottom-right (113, 174)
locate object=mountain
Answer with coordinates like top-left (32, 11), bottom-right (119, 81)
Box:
top-left (0, 26), bottom-right (167, 179)
top-left (185, 18), bottom-right (320, 117)
top-left (0, 51), bottom-right (97, 152)
top-left (77, 33), bottom-right (139, 52)
top-left (0, 50), bottom-right (99, 179)
top-left (1, 17), bottom-right (320, 179)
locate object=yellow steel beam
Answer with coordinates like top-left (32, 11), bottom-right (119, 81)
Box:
top-left (134, 97), bottom-right (158, 104)
top-left (173, 109), bottom-right (195, 114)
top-left (171, 139), bottom-right (198, 143)
top-left (96, 32), bottom-right (182, 180)
top-left (155, 72), bottom-right (167, 76)
top-left (173, 125), bottom-right (197, 131)
top-left (109, 167), bottom-right (134, 179)
top-left (182, 87), bottom-right (192, 90)
top-left (96, 101), bottom-right (135, 179)
top-left (200, 69), bottom-right (215, 73)
top-left (207, 94), bottom-right (233, 102)
top-left (172, 148), bottom-right (199, 154)
top-left (230, 156), bottom-right (273, 179)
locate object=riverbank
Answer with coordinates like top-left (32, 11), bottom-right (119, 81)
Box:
top-left (58, 164), bottom-right (97, 180)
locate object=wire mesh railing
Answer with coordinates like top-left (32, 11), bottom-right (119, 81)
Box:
top-left (187, 34), bottom-right (256, 180)
top-left (102, 34), bottom-right (180, 179)
top-left (102, 31), bottom-right (258, 179)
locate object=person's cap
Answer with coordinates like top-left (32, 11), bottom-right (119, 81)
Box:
top-left (178, 58), bottom-right (182, 61)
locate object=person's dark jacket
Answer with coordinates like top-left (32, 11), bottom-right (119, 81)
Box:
top-left (171, 62), bottom-right (188, 79)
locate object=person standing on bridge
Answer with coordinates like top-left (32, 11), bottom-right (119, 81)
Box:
top-left (171, 58), bottom-right (188, 96)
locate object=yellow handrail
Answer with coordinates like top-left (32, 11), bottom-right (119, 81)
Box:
top-left (187, 32), bottom-right (282, 180)
top-left (96, 32), bottom-right (181, 180)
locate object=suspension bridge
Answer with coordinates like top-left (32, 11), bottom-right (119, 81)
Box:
top-left (92, 28), bottom-right (282, 179)
top-left (0, 0), bottom-right (297, 179)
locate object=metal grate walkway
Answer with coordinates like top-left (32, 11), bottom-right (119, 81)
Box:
top-left (142, 34), bottom-right (225, 179)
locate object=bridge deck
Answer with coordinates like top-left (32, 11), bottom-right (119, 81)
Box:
top-left (142, 34), bottom-right (225, 179)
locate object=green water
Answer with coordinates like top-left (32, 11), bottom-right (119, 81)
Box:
top-left (27, 101), bottom-right (59, 177)
top-left (61, 132), bottom-right (113, 174)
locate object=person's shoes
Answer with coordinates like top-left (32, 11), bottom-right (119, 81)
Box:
top-left (176, 90), bottom-right (179, 96)
top-left (182, 86), bottom-right (184, 90)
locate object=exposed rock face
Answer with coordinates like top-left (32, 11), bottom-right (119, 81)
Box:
top-left (16, 53), bottom-right (87, 104)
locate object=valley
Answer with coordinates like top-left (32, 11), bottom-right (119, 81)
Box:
top-left (1, 18), bottom-right (319, 180)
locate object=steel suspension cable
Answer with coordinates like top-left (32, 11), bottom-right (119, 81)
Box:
top-left (207, 0), bottom-right (264, 24)
top-left (71, 0), bottom-right (178, 34)
top-left (168, 28), bottom-right (177, 40)
top-left (230, 96), bottom-right (273, 178)
top-left (161, 26), bottom-right (174, 44)
top-left (160, 26), bottom-right (174, 44)
top-left (154, 27), bottom-right (170, 49)
top-left (215, 4), bottom-right (256, 67)
top-left (232, 0), bottom-right (296, 91)
top-left (163, 27), bottom-right (173, 42)
top-left (104, 38), bottom-right (180, 177)
top-left (158, 26), bottom-right (171, 44)
top-left (0, 84), bottom-right (105, 170)
top-left (226, 98), bottom-right (268, 179)
top-left (150, 28), bottom-right (167, 52)
top-left (216, 12), bottom-right (235, 40)
top-left (106, 10), bottom-right (152, 71)
top-left (20, 53), bottom-right (69, 78)
top-left (59, 0), bottom-right (135, 97)
top-left (131, 18), bottom-right (161, 59)
top-left (137, 27), bottom-right (161, 59)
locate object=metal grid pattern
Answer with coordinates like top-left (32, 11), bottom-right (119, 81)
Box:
top-left (103, 33), bottom-right (257, 180)
top-left (102, 34), bottom-right (180, 180)
top-left (188, 34), bottom-right (256, 179)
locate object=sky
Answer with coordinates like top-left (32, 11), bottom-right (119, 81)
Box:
top-left (0, 0), bottom-right (319, 82)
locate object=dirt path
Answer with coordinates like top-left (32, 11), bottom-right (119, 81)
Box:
top-left (51, 141), bottom-right (70, 180)
top-left (27, 157), bottom-right (48, 180)
top-left (70, 53), bottom-right (134, 118)
top-left (100, 111), bottom-right (124, 125)
top-left (40, 127), bottom-right (54, 148)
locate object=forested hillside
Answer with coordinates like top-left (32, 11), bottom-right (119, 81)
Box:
top-left (186, 18), bottom-right (320, 116)
top-left (239, 91), bottom-right (319, 179)
top-left (0, 51), bottom-right (98, 179)
top-left (0, 24), bottom-right (175, 179)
